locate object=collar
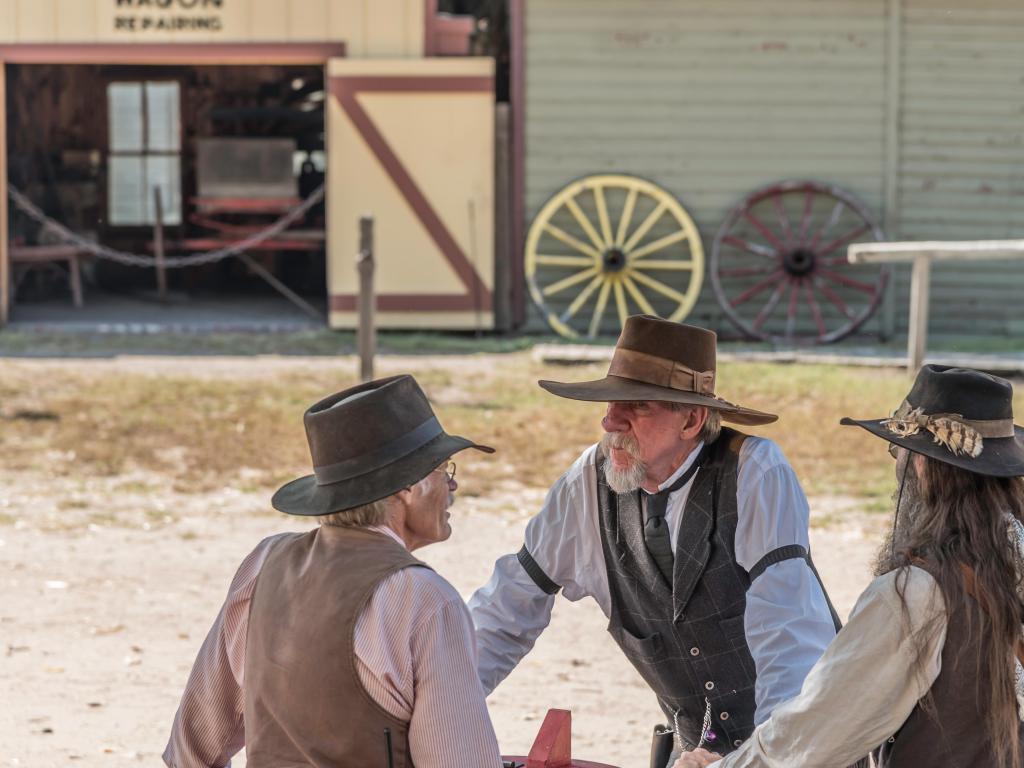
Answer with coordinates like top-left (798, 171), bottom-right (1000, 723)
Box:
top-left (370, 524), bottom-right (409, 550)
top-left (651, 440), bottom-right (705, 494)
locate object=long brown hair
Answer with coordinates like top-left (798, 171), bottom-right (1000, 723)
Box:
top-left (883, 455), bottom-right (1024, 768)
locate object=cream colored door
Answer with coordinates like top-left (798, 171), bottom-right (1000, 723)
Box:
top-left (326, 58), bottom-right (495, 329)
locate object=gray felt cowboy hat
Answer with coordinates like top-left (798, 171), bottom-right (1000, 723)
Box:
top-left (272, 374), bottom-right (494, 516)
top-left (841, 365), bottom-right (1024, 478)
top-left (539, 314), bottom-right (778, 426)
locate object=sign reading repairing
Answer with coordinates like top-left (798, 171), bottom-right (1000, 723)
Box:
top-left (113, 0), bottom-right (225, 33)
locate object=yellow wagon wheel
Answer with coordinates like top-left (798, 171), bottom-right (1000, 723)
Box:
top-left (525, 174), bottom-right (704, 339)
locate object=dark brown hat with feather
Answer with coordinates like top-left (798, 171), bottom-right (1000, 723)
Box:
top-left (841, 365), bottom-right (1024, 477)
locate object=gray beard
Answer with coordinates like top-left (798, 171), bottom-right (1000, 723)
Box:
top-left (599, 432), bottom-right (647, 494)
top-left (873, 456), bottom-right (926, 576)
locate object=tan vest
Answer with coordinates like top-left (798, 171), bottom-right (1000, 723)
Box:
top-left (244, 526), bottom-right (428, 768)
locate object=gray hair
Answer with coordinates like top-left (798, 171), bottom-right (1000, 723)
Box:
top-left (319, 496), bottom-right (393, 528)
top-left (666, 402), bottom-right (722, 444)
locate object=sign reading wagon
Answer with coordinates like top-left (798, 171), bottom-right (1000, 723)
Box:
top-left (113, 0), bottom-right (226, 34)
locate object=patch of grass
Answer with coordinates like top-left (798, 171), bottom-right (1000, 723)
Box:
top-left (6, 354), bottom-right (1021, 521)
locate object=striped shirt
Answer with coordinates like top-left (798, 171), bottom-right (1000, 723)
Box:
top-left (163, 526), bottom-right (502, 768)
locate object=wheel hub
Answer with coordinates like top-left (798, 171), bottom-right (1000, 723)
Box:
top-left (783, 247), bottom-right (816, 277)
top-left (602, 247), bottom-right (627, 273)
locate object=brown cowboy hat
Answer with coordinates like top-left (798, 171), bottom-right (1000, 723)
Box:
top-left (841, 365), bottom-right (1024, 478)
top-left (272, 374), bottom-right (494, 516)
top-left (538, 315), bottom-right (777, 426)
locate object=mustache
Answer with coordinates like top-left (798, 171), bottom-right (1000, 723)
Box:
top-left (601, 431), bottom-right (642, 458)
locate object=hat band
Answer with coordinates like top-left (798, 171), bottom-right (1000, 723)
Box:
top-left (608, 348), bottom-right (715, 395)
top-left (886, 400), bottom-right (1015, 439)
top-left (313, 416), bottom-right (443, 486)
top-left (882, 399), bottom-right (1015, 459)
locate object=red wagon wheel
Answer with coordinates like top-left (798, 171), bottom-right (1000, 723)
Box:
top-left (710, 180), bottom-right (889, 344)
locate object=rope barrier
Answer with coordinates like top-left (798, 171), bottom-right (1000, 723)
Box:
top-left (6, 182), bottom-right (325, 269)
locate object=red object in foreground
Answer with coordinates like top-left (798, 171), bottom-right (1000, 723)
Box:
top-left (502, 708), bottom-right (621, 768)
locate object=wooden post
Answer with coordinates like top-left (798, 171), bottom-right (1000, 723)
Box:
top-left (0, 62), bottom-right (8, 327)
top-left (881, 0), bottom-right (904, 342)
top-left (357, 215), bottom-right (376, 383)
top-left (907, 255), bottom-right (931, 373)
top-left (153, 186), bottom-right (168, 302)
top-left (493, 102), bottom-right (512, 332)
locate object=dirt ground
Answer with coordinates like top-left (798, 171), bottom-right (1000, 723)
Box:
top-left (0, 356), bottom-right (889, 768)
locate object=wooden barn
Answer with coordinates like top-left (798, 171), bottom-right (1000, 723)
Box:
top-left (0, 0), bottom-right (498, 331)
top-left (511, 0), bottom-right (1024, 344)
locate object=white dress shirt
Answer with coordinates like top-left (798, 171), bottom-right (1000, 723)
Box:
top-left (468, 437), bottom-right (838, 724)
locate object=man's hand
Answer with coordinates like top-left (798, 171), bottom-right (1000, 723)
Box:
top-left (673, 747), bottom-right (723, 767)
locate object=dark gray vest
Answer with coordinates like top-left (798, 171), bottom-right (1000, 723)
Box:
top-left (878, 562), bottom-right (1024, 767)
top-left (597, 428), bottom-right (756, 753)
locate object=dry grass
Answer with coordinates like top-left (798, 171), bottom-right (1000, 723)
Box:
top-left (3, 354), bottom-right (1019, 525)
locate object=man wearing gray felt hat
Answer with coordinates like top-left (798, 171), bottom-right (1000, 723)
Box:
top-left (164, 375), bottom-right (503, 768)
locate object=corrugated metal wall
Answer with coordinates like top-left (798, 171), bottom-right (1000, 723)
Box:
top-left (524, 0), bottom-right (1024, 341)
top-left (894, 0), bottom-right (1024, 338)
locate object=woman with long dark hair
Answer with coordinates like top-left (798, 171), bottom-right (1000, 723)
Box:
top-left (676, 365), bottom-right (1024, 768)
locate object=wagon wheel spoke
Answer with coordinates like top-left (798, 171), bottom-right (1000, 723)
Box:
top-left (721, 235), bottom-right (777, 260)
top-left (818, 269), bottom-right (878, 294)
top-left (710, 180), bottom-right (887, 344)
top-left (814, 278), bottom-right (854, 319)
top-left (613, 279), bottom-right (629, 328)
top-left (752, 281), bottom-right (788, 332)
top-left (615, 186), bottom-right (639, 247)
top-left (630, 269), bottom-right (689, 304)
top-left (785, 282), bottom-right (801, 339)
top-left (804, 282), bottom-right (827, 338)
top-left (565, 196), bottom-right (608, 252)
top-left (588, 279), bottom-right (613, 338)
top-left (797, 188), bottom-right (816, 242)
top-left (622, 274), bottom-right (657, 315)
top-left (729, 270), bottom-right (785, 308)
top-left (629, 230), bottom-right (690, 261)
top-left (773, 194), bottom-right (793, 247)
top-left (593, 185), bottom-right (614, 246)
top-left (718, 265), bottom-right (776, 278)
top-left (622, 201), bottom-right (668, 253)
top-left (535, 255), bottom-right (596, 268)
top-left (561, 274), bottom-right (605, 321)
top-left (807, 200), bottom-right (845, 250)
top-left (544, 223), bottom-right (602, 260)
top-left (543, 266), bottom-right (600, 297)
top-left (526, 174), bottom-right (704, 339)
top-left (817, 224), bottom-right (871, 258)
top-left (742, 210), bottom-right (786, 252)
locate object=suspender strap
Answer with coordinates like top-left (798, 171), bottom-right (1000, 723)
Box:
top-left (517, 545), bottom-right (561, 595)
top-left (748, 544), bottom-right (807, 581)
top-left (749, 544), bottom-right (843, 631)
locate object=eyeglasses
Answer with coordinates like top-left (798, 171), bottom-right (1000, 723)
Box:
top-left (888, 443), bottom-right (899, 460)
top-left (434, 460), bottom-right (456, 483)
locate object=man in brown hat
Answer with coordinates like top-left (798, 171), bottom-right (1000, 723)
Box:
top-left (469, 315), bottom-right (842, 766)
top-left (675, 364), bottom-right (1024, 768)
top-left (163, 375), bottom-right (503, 768)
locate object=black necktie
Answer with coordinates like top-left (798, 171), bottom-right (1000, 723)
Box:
top-left (643, 450), bottom-right (704, 583)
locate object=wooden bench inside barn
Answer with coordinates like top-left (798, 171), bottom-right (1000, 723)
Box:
top-left (10, 244), bottom-right (87, 308)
